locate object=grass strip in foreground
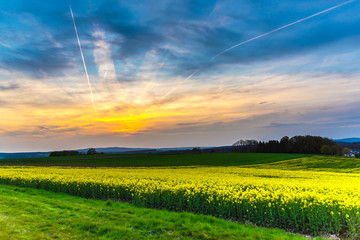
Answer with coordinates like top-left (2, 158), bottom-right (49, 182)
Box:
top-left (0, 184), bottom-right (317, 240)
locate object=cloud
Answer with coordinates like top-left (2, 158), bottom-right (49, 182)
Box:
top-left (0, 83), bottom-right (19, 91)
top-left (92, 29), bottom-right (116, 82)
top-left (1, 1), bottom-right (359, 79)
top-left (177, 122), bottom-right (204, 126)
top-left (2, 123), bottom-right (82, 137)
top-left (263, 122), bottom-right (305, 128)
top-left (1, 44), bottom-right (73, 78)
top-left (0, 5), bottom-right (79, 77)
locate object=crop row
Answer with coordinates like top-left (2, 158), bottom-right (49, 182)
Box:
top-left (0, 166), bottom-right (359, 238)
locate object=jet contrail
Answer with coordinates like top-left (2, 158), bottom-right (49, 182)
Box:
top-left (161, 0), bottom-right (355, 99)
top-left (161, 69), bottom-right (200, 100)
top-left (70, 5), bottom-right (96, 111)
top-left (212, 0), bottom-right (355, 60)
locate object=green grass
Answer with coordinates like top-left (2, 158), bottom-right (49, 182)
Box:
top-left (0, 184), bottom-right (316, 240)
top-left (0, 152), bottom-right (309, 167)
top-left (251, 155), bottom-right (360, 173)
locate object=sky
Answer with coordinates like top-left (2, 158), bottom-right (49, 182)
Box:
top-left (1, 0), bottom-right (360, 152)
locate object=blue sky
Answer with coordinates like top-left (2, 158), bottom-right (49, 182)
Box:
top-left (0, 0), bottom-right (360, 152)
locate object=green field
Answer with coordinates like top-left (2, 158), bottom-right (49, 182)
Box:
top-left (0, 152), bottom-right (309, 166)
top-left (0, 184), bottom-right (314, 240)
top-left (249, 155), bottom-right (360, 173)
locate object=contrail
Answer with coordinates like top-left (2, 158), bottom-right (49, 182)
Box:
top-left (212, 0), bottom-right (355, 60)
top-left (161, 0), bottom-right (354, 99)
top-left (161, 69), bottom-right (200, 99)
top-left (70, 5), bottom-right (96, 111)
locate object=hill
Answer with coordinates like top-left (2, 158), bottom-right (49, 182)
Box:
top-left (0, 146), bottom-right (233, 159)
top-left (0, 152), bottom-right (50, 159)
top-left (334, 137), bottom-right (360, 143)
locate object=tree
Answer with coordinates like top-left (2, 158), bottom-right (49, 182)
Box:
top-left (330, 145), bottom-right (343, 156)
top-left (280, 136), bottom-right (290, 153)
top-left (232, 139), bottom-right (258, 152)
top-left (321, 145), bottom-right (332, 155)
top-left (233, 135), bottom-right (342, 154)
top-left (321, 144), bottom-right (342, 156)
top-left (87, 148), bottom-right (97, 155)
top-left (289, 135), bottom-right (340, 154)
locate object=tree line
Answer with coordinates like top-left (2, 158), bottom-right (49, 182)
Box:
top-left (49, 148), bottom-right (99, 157)
top-left (232, 135), bottom-right (343, 155)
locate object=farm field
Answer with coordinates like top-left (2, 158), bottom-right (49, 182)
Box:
top-left (0, 152), bottom-right (309, 167)
top-left (248, 155), bottom-right (360, 173)
top-left (0, 184), bottom-right (312, 240)
top-left (0, 153), bottom-right (359, 239)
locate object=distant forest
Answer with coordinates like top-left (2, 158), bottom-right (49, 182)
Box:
top-left (49, 148), bottom-right (100, 157)
top-left (232, 135), bottom-right (344, 156)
